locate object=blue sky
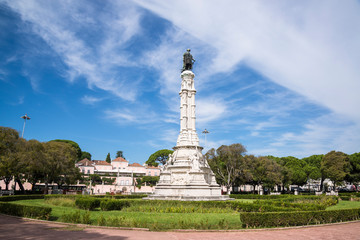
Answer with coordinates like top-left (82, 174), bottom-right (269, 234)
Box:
top-left (1, 0), bottom-right (359, 163)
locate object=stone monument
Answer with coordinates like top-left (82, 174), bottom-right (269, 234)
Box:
top-left (145, 50), bottom-right (230, 201)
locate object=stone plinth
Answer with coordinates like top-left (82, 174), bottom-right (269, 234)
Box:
top-left (145, 69), bottom-right (231, 201)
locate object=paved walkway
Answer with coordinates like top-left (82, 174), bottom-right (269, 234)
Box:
top-left (1, 214), bottom-right (360, 240)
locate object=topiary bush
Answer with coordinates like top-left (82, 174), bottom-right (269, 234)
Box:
top-left (0, 202), bottom-right (51, 220)
top-left (100, 199), bottom-right (131, 211)
top-left (0, 195), bottom-right (44, 202)
top-left (240, 208), bottom-right (360, 228)
top-left (75, 197), bottom-right (100, 210)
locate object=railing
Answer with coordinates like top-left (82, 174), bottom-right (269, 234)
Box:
top-left (0, 190), bottom-right (15, 196)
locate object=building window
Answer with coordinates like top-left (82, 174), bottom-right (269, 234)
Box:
top-left (121, 180), bottom-right (124, 185)
top-left (126, 180), bottom-right (129, 185)
top-left (148, 171), bottom-right (151, 176)
top-left (87, 169), bottom-right (90, 174)
top-left (155, 172), bottom-right (157, 176)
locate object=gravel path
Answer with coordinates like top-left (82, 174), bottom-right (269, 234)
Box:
top-left (1, 214), bottom-right (359, 240)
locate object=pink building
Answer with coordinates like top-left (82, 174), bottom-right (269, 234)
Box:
top-left (75, 157), bottom-right (161, 194)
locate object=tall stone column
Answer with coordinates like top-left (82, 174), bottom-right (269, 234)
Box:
top-left (177, 70), bottom-right (199, 146)
top-left (145, 51), bottom-right (230, 201)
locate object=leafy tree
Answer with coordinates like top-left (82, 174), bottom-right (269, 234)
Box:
top-left (50, 139), bottom-right (82, 160)
top-left (206, 143), bottom-right (247, 194)
top-left (345, 152), bottom-right (360, 184)
top-left (105, 153), bottom-right (111, 163)
top-left (22, 139), bottom-right (46, 191)
top-left (89, 174), bottom-right (102, 185)
top-left (247, 155), bottom-right (282, 192)
top-left (43, 141), bottom-right (80, 192)
top-left (146, 149), bottom-right (174, 167)
top-left (136, 176), bottom-right (160, 187)
top-left (302, 154), bottom-right (323, 191)
top-left (267, 155), bottom-right (290, 191)
top-left (102, 177), bottom-right (115, 185)
top-left (281, 156), bottom-right (307, 186)
top-left (80, 151), bottom-right (92, 160)
top-left (116, 151), bottom-right (125, 159)
top-left (321, 151), bottom-right (350, 190)
top-left (0, 127), bottom-right (25, 191)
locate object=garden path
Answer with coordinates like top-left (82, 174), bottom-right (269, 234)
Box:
top-left (0, 214), bottom-right (359, 240)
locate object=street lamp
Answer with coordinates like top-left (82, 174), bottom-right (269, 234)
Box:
top-left (202, 128), bottom-right (210, 148)
top-left (20, 114), bottom-right (31, 138)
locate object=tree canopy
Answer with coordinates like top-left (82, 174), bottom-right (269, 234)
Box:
top-left (146, 149), bottom-right (174, 167)
top-left (50, 139), bottom-right (82, 160)
top-left (205, 143), bottom-right (247, 193)
top-left (116, 151), bottom-right (125, 159)
top-left (105, 152), bottom-right (111, 163)
top-left (0, 127), bottom-right (81, 192)
top-left (321, 151), bottom-right (350, 189)
top-left (80, 151), bottom-right (92, 160)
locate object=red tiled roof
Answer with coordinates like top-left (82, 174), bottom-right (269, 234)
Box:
top-left (77, 158), bottom-right (93, 167)
top-left (128, 163), bottom-right (143, 167)
top-left (92, 160), bottom-right (111, 165)
top-left (112, 157), bottom-right (128, 162)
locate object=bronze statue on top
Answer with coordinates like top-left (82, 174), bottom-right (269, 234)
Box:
top-left (182, 49), bottom-right (195, 72)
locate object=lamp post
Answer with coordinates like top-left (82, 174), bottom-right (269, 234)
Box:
top-left (202, 128), bottom-right (209, 148)
top-left (20, 114), bottom-right (30, 138)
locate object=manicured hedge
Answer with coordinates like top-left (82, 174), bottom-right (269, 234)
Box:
top-left (0, 195), bottom-right (44, 202)
top-left (118, 199), bottom-right (311, 213)
top-left (100, 199), bottom-right (131, 211)
top-left (240, 208), bottom-right (360, 228)
top-left (44, 194), bottom-right (147, 201)
top-left (75, 197), bottom-right (100, 210)
top-left (0, 202), bottom-right (51, 220)
top-left (253, 200), bottom-right (326, 211)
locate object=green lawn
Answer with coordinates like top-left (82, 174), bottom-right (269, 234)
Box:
top-left (326, 200), bottom-right (360, 210)
top-left (13, 199), bottom-right (242, 230)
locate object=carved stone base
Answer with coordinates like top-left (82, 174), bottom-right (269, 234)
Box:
top-left (144, 185), bottom-right (231, 201)
top-left (146, 145), bottom-right (232, 201)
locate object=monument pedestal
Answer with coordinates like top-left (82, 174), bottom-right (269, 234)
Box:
top-left (145, 69), bottom-right (231, 201)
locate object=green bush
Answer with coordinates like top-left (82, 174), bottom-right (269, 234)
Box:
top-left (341, 196), bottom-right (351, 201)
top-left (44, 195), bottom-right (78, 201)
top-left (100, 199), bottom-right (131, 211)
top-left (60, 210), bottom-right (91, 224)
top-left (75, 197), bottom-right (100, 210)
top-left (0, 202), bottom-right (51, 220)
top-left (240, 208), bottom-right (360, 228)
top-left (0, 195), bottom-right (44, 202)
top-left (253, 200), bottom-right (326, 211)
top-left (45, 197), bottom-right (76, 207)
top-left (119, 199), bottom-right (307, 213)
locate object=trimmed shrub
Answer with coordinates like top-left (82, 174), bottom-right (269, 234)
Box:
top-left (0, 202), bottom-right (51, 220)
top-left (240, 208), bottom-right (360, 228)
top-left (0, 195), bottom-right (44, 202)
top-left (44, 195), bottom-right (78, 201)
top-left (60, 210), bottom-right (92, 224)
top-left (341, 196), bottom-right (351, 201)
top-left (112, 194), bottom-right (147, 199)
top-left (75, 197), bottom-right (100, 210)
top-left (100, 199), bottom-right (131, 211)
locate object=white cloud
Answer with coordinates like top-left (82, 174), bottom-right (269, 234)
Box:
top-left (265, 113), bottom-right (360, 157)
top-left (81, 95), bottom-right (103, 105)
top-left (5, 0), bottom-right (143, 101)
top-left (104, 107), bottom-right (157, 125)
top-left (135, 0), bottom-right (360, 121)
top-left (196, 98), bottom-right (227, 125)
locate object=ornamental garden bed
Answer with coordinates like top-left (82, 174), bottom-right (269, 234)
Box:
top-left (1, 194), bottom-right (360, 231)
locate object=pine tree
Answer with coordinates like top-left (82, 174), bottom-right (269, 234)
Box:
top-left (105, 152), bottom-right (111, 163)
